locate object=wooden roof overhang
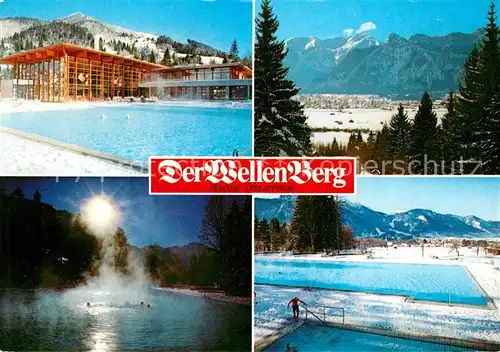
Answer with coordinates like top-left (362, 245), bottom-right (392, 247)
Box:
top-left (0, 43), bottom-right (168, 72)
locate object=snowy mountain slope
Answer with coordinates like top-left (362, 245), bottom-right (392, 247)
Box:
top-left (254, 196), bottom-right (500, 239)
top-left (0, 12), bottom-right (226, 65)
top-left (0, 17), bottom-right (48, 38)
top-left (284, 30), bottom-right (482, 97)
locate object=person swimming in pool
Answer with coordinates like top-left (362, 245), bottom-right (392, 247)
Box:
top-left (86, 302), bottom-right (91, 308)
top-left (287, 297), bottom-right (306, 321)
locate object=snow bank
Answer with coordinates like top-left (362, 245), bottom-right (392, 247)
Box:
top-left (0, 132), bottom-right (143, 176)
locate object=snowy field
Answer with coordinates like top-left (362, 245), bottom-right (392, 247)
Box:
top-left (306, 108), bottom-right (447, 145)
top-left (0, 132), bottom-right (144, 175)
top-left (254, 246), bottom-right (500, 344)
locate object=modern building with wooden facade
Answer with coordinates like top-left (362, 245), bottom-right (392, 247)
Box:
top-left (0, 43), bottom-right (166, 102)
top-left (139, 62), bottom-right (253, 100)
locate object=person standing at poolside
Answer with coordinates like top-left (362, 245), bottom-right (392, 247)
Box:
top-left (287, 296), bottom-right (306, 321)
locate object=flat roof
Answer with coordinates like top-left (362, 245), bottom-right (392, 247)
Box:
top-left (0, 43), bottom-right (167, 71)
top-left (152, 62), bottom-right (252, 75)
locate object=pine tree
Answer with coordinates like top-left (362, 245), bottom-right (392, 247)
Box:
top-left (162, 49), bottom-right (172, 66)
top-left (440, 92), bottom-right (461, 172)
top-left (33, 189), bottom-right (41, 203)
top-left (456, 45), bottom-right (483, 171)
top-left (269, 217), bottom-right (282, 251)
top-left (254, 0), bottom-right (311, 156)
top-left (148, 50), bottom-right (157, 63)
top-left (408, 92), bottom-right (440, 174)
top-left (291, 196), bottom-right (312, 251)
top-left (229, 39), bottom-right (240, 61)
top-left (478, 2), bottom-right (499, 103)
top-left (476, 2), bottom-right (500, 173)
top-left (481, 89), bottom-right (500, 172)
top-left (388, 104), bottom-right (411, 161)
top-left (260, 218), bottom-right (270, 251)
top-left (371, 124), bottom-right (390, 173)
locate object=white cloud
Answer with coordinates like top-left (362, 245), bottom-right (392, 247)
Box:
top-left (356, 21), bottom-right (377, 34)
top-left (0, 0), bottom-right (5, 3)
top-left (343, 28), bottom-right (354, 37)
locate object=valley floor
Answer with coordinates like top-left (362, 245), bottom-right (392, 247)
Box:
top-left (254, 247), bottom-right (500, 344)
top-left (306, 108), bottom-right (447, 145)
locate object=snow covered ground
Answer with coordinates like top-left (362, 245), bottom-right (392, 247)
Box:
top-left (254, 246), bottom-right (500, 344)
top-left (153, 287), bottom-right (251, 305)
top-left (306, 108), bottom-right (447, 144)
top-left (0, 132), bottom-right (144, 175)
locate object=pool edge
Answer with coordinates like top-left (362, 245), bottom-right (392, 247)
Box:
top-left (314, 321), bottom-right (500, 351)
top-left (255, 283), bottom-right (495, 310)
top-left (254, 321), bottom-right (305, 351)
top-left (0, 126), bottom-right (148, 174)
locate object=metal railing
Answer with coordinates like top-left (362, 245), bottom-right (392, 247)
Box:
top-left (303, 304), bottom-right (345, 325)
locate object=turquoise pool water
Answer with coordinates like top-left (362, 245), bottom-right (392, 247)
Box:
top-left (255, 257), bottom-right (488, 306)
top-left (1, 104), bottom-right (251, 161)
top-left (265, 325), bottom-right (472, 351)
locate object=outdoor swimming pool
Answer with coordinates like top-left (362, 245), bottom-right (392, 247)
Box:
top-left (0, 104), bottom-right (251, 161)
top-left (254, 257), bottom-right (489, 306)
top-left (265, 325), bottom-right (472, 351)
top-left (0, 287), bottom-right (251, 351)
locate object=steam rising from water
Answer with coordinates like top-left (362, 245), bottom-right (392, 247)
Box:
top-left (64, 195), bottom-right (150, 307)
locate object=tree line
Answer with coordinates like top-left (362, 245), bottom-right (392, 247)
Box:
top-left (0, 188), bottom-right (99, 288)
top-left (254, 0), bottom-right (499, 174)
top-left (145, 196), bottom-right (252, 297)
top-left (0, 188), bottom-right (251, 297)
top-left (254, 196), bottom-right (355, 253)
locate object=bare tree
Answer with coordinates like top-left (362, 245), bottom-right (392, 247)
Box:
top-left (198, 196), bottom-right (227, 250)
top-left (449, 240), bottom-right (461, 256)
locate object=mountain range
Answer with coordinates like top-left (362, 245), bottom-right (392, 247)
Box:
top-left (284, 30), bottom-right (482, 98)
top-left (0, 12), bottom-right (225, 65)
top-left (255, 196), bottom-right (500, 240)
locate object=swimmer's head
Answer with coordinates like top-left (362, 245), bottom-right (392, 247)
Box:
top-left (86, 302), bottom-right (90, 307)
top-left (140, 301), bottom-right (144, 305)
top-left (147, 304), bottom-right (152, 309)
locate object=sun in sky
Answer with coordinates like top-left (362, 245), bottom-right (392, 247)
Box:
top-left (80, 194), bottom-right (121, 237)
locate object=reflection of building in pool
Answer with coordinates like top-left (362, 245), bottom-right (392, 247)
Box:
top-left (139, 62), bottom-right (253, 100)
top-left (0, 43), bottom-right (166, 102)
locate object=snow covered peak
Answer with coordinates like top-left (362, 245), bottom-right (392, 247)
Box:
top-left (59, 12), bottom-right (96, 23)
top-left (304, 37), bottom-right (318, 50)
top-left (464, 215), bottom-right (483, 230)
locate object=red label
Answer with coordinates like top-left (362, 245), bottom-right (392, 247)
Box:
top-left (149, 157), bottom-right (356, 194)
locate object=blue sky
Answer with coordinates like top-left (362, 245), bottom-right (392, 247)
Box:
top-left (259, 0), bottom-right (495, 41)
top-left (0, 0), bottom-right (252, 56)
top-left (257, 177), bottom-right (500, 220)
top-left (344, 177), bottom-right (500, 220)
top-left (0, 177), bottom-right (246, 248)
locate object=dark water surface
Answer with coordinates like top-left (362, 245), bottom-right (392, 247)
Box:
top-left (0, 288), bottom-right (251, 351)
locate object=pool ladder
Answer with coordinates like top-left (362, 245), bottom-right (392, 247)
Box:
top-left (303, 304), bottom-right (345, 325)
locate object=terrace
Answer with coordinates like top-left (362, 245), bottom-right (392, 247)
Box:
top-left (140, 62), bottom-right (253, 100)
